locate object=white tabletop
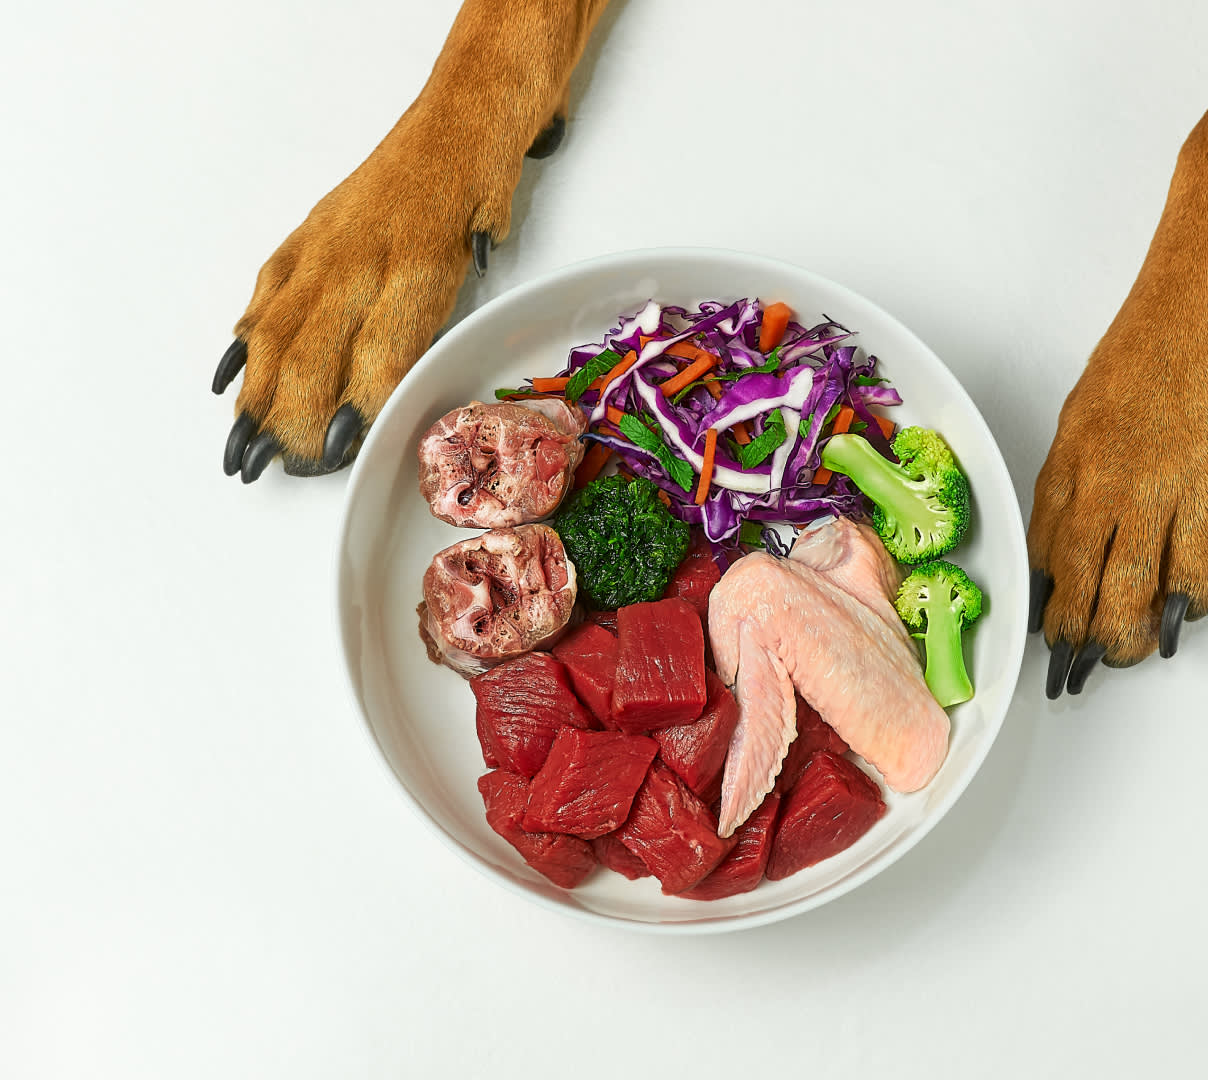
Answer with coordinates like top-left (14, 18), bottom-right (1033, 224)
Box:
top-left (5, 1), bottom-right (1206, 1076)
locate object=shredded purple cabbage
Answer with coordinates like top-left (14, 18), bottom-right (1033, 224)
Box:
top-left (553, 298), bottom-right (899, 545)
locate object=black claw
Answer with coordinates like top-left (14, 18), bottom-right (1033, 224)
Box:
top-left (241, 430), bottom-right (280, 484)
top-left (1160, 592), bottom-right (1190, 659)
top-left (1045, 639), bottom-right (1075, 701)
top-left (224, 412), bottom-right (257, 477)
top-left (526, 114), bottom-right (566, 159)
top-left (1028, 570), bottom-right (1055, 634)
top-left (323, 404), bottom-right (364, 471)
top-left (471, 231), bottom-right (490, 278)
top-left (212, 338), bottom-right (248, 395)
top-left (1066, 641), bottom-right (1106, 695)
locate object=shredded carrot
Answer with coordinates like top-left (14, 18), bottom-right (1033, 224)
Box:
top-left (875, 414), bottom-right (895, 439)
top-left (530, 376), bottom-right (570, 393)
top-left (812, 406), bottom-right (857, 485)
top-left (503, 391), bottom-right (560, 401)
top-left (574, 442), bottom-right (613, 489)
top-left (666, 341), bottom-right (714, 364)
top-left (758, 302), bottom-right (793, 352)
top-left (604, 405), bottom-right (626, 427)
top-left (660, 353), bottom-right (718, 398)
top-left (656, 489), bottom-right (672, 508)
top-left (702, 376), bottom-right (723, 401)
top-left (596, 349), bottom-right (638, 399)
top-left (731, 421), bottom-right (752, 446)
top-left (695, 428), bottom-right (718, 506)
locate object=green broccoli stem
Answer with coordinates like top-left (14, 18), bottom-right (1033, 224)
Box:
top-left (820, 434), bottom-right (921, 524)
top-left (921, 609), bottom-right (974, 708)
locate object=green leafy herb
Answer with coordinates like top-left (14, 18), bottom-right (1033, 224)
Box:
top-left (849, 420), bottom-right (868, 434)
top-left (565, 349), bottom-right (622, 403)
top-left (736, 408), bottom-right (787, 469)
top-left (854, 375), bottom-right (889, 386)
top-left (493, 387), bottom-right (527, 400)
top-left (708, 347), bottom-right (782, 382)
top-left (551, 475), bottom-right (691, 609)
top-left (739, 521), bottom-right (766, 548)
top-left (618, 414), bottom-right (695, 492)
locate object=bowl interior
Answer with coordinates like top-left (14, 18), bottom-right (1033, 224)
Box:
top-left (336, 248), bottom-right (1029, 932)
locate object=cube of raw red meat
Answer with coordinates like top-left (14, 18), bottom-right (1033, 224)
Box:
top-left (661, 536), bottom-right (722, 621)
top-left (590, 832), bottom-right (652, 880)
top-left (616, 762), bottom-right (734, 894)
top-left (471, 652), bottom-right (595, 778)
top-left (611, 599), bottom-right (706, 733)
top-left (773, 698), bottom-right (850, 796)
top-left (552, 622), bottom-right (618, 726)
top-left (766, 751), bottom-right (886, 880)
top-left (679, 793), bottom-right (780, 901)
top-left (477, 770), bottom-right (596, 889)
top-left (653, 669), bottom-right (739, 805)
top-left (584, 609), bottom-right (618, 635)
top-left (522, 728), bottom-right (658, 839)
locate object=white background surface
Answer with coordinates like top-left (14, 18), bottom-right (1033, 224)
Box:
top-left (4, 0), bottom-right (1206, 1076)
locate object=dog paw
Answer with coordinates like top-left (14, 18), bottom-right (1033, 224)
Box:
top-left (1028, 318), bottom-right (1208, 697)
top-left (213, 101), bottom-right (542, 482)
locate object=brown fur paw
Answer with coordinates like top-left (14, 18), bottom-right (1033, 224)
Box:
top-left (214, 102), bottom-right (524, 482)
top-left (1029, 326), bottom-right (1208, 697)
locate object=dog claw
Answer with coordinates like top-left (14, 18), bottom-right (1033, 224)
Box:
top-left (1159, 592), bottom-right (1190, 658)
top-left (1028, 569), bottom-right (1054, 634)
top-left (241, 430), bottom-right (280, 484)
top-left (224, 412), bottom-right (257, 477)
top-left (526, 114), bottom-right (565, 159)
top-left (1066, 641), bottom-right (1106, 695)
top-left (471, 231), bottom-right (490, 278)
top-left (212, 339), bottom-right (248, 395)
top-left (323, 404), bottom-right (364, 470)
top-left (1045, 639), bottom-right (1075, 701)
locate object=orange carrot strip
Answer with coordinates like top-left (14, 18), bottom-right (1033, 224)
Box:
top-left (656, 489), bottom-right (672, 508)
top-left (666, 341), bottom-right (714, 364)
top-left (604, 405), bottom-right (626, 427)
top-left (597, 349), bottom-right (638, 398)
top-left (530, 376), bottom-right (570, 393)
top-left (875, 414), bottom-right (895, 439)
top-left (503, 392), bottom-right (560, 401)
top-left (695, 428), bottom-right (718, 506)
top-left (574, 442), bottom-right (613, 489)
top-left (812, 406), bottom-right (857, 485)
top-left (758, 302), bottom-right (793, 352)
top-left (703, 376), bottom-right (723, 401)
top-left (731, 421), bottom-right (752, 446)
top-left (660, 353), bottom-right (718, 398)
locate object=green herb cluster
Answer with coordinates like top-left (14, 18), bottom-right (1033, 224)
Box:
top-left (551, 475), bottom-right (691, 610)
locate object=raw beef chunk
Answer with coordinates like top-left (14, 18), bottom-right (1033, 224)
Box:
top-left (522, 729), bottom-right (658, 839)
top-left (680, 793), bottom-right (780, 901)
top-left (471, 652), bottom-right (595, 778)
top-left (766, 751), bottom-right (886, 880)
top-left (552, 622), bottom-right (619, 726)
top-left (590, 832), bottom-right (652, 880)
top-left (661, 537), bottom-right (722, 621)
top-left (773, 698), bottom-right (851, 796)
top-left (477, 770), bottom-right (596, 889)
top-left (611, 599), bottom-right (707, 732)
top-left (653, 669), bottom-right (739, 805)
top-left (616, 762), bottom-right (734, 894)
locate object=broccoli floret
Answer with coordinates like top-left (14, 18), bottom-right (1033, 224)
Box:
top-left (551, 475), bottom-right (690, 609)
top-left (895, 560), bottom-right (984, 708)
top-left (819, 425), bottom-right (971, 562)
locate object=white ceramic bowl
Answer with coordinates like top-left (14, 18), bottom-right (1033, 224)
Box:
top-left (335, 247), bottom-right (1028, 933)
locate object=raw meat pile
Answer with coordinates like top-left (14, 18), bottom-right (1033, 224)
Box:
top-left (472, 549), bottom-right (887, 900)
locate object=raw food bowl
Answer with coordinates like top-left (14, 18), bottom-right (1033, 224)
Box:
top-left (335, 247), bottom-right (1028, 933)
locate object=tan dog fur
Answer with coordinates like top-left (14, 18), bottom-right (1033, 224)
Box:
top-left (228, 0), bottom-right (610, 470)
top-left (1029, 110), bottom-right (1208, 668)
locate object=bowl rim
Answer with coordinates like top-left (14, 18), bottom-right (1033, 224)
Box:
top-left (332, 244), bottom-right (1029, 934)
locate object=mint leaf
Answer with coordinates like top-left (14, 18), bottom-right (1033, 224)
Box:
top-left (854, 375), bottom-right (889, 386)
top-left (617, 414), bottom-right (695, 493)
top-left (739, 521), bottom-right (766, 548)
top-left (565, 349), bottom-right (622, 403)
top-left (849, 420), bottom-right (868, 434)
top-left (494, 387), bottom-right (526, 400)
top-left (736, 408), bottom-right (786, 469)
top-left (709, 347), bottom-right (782, 382)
